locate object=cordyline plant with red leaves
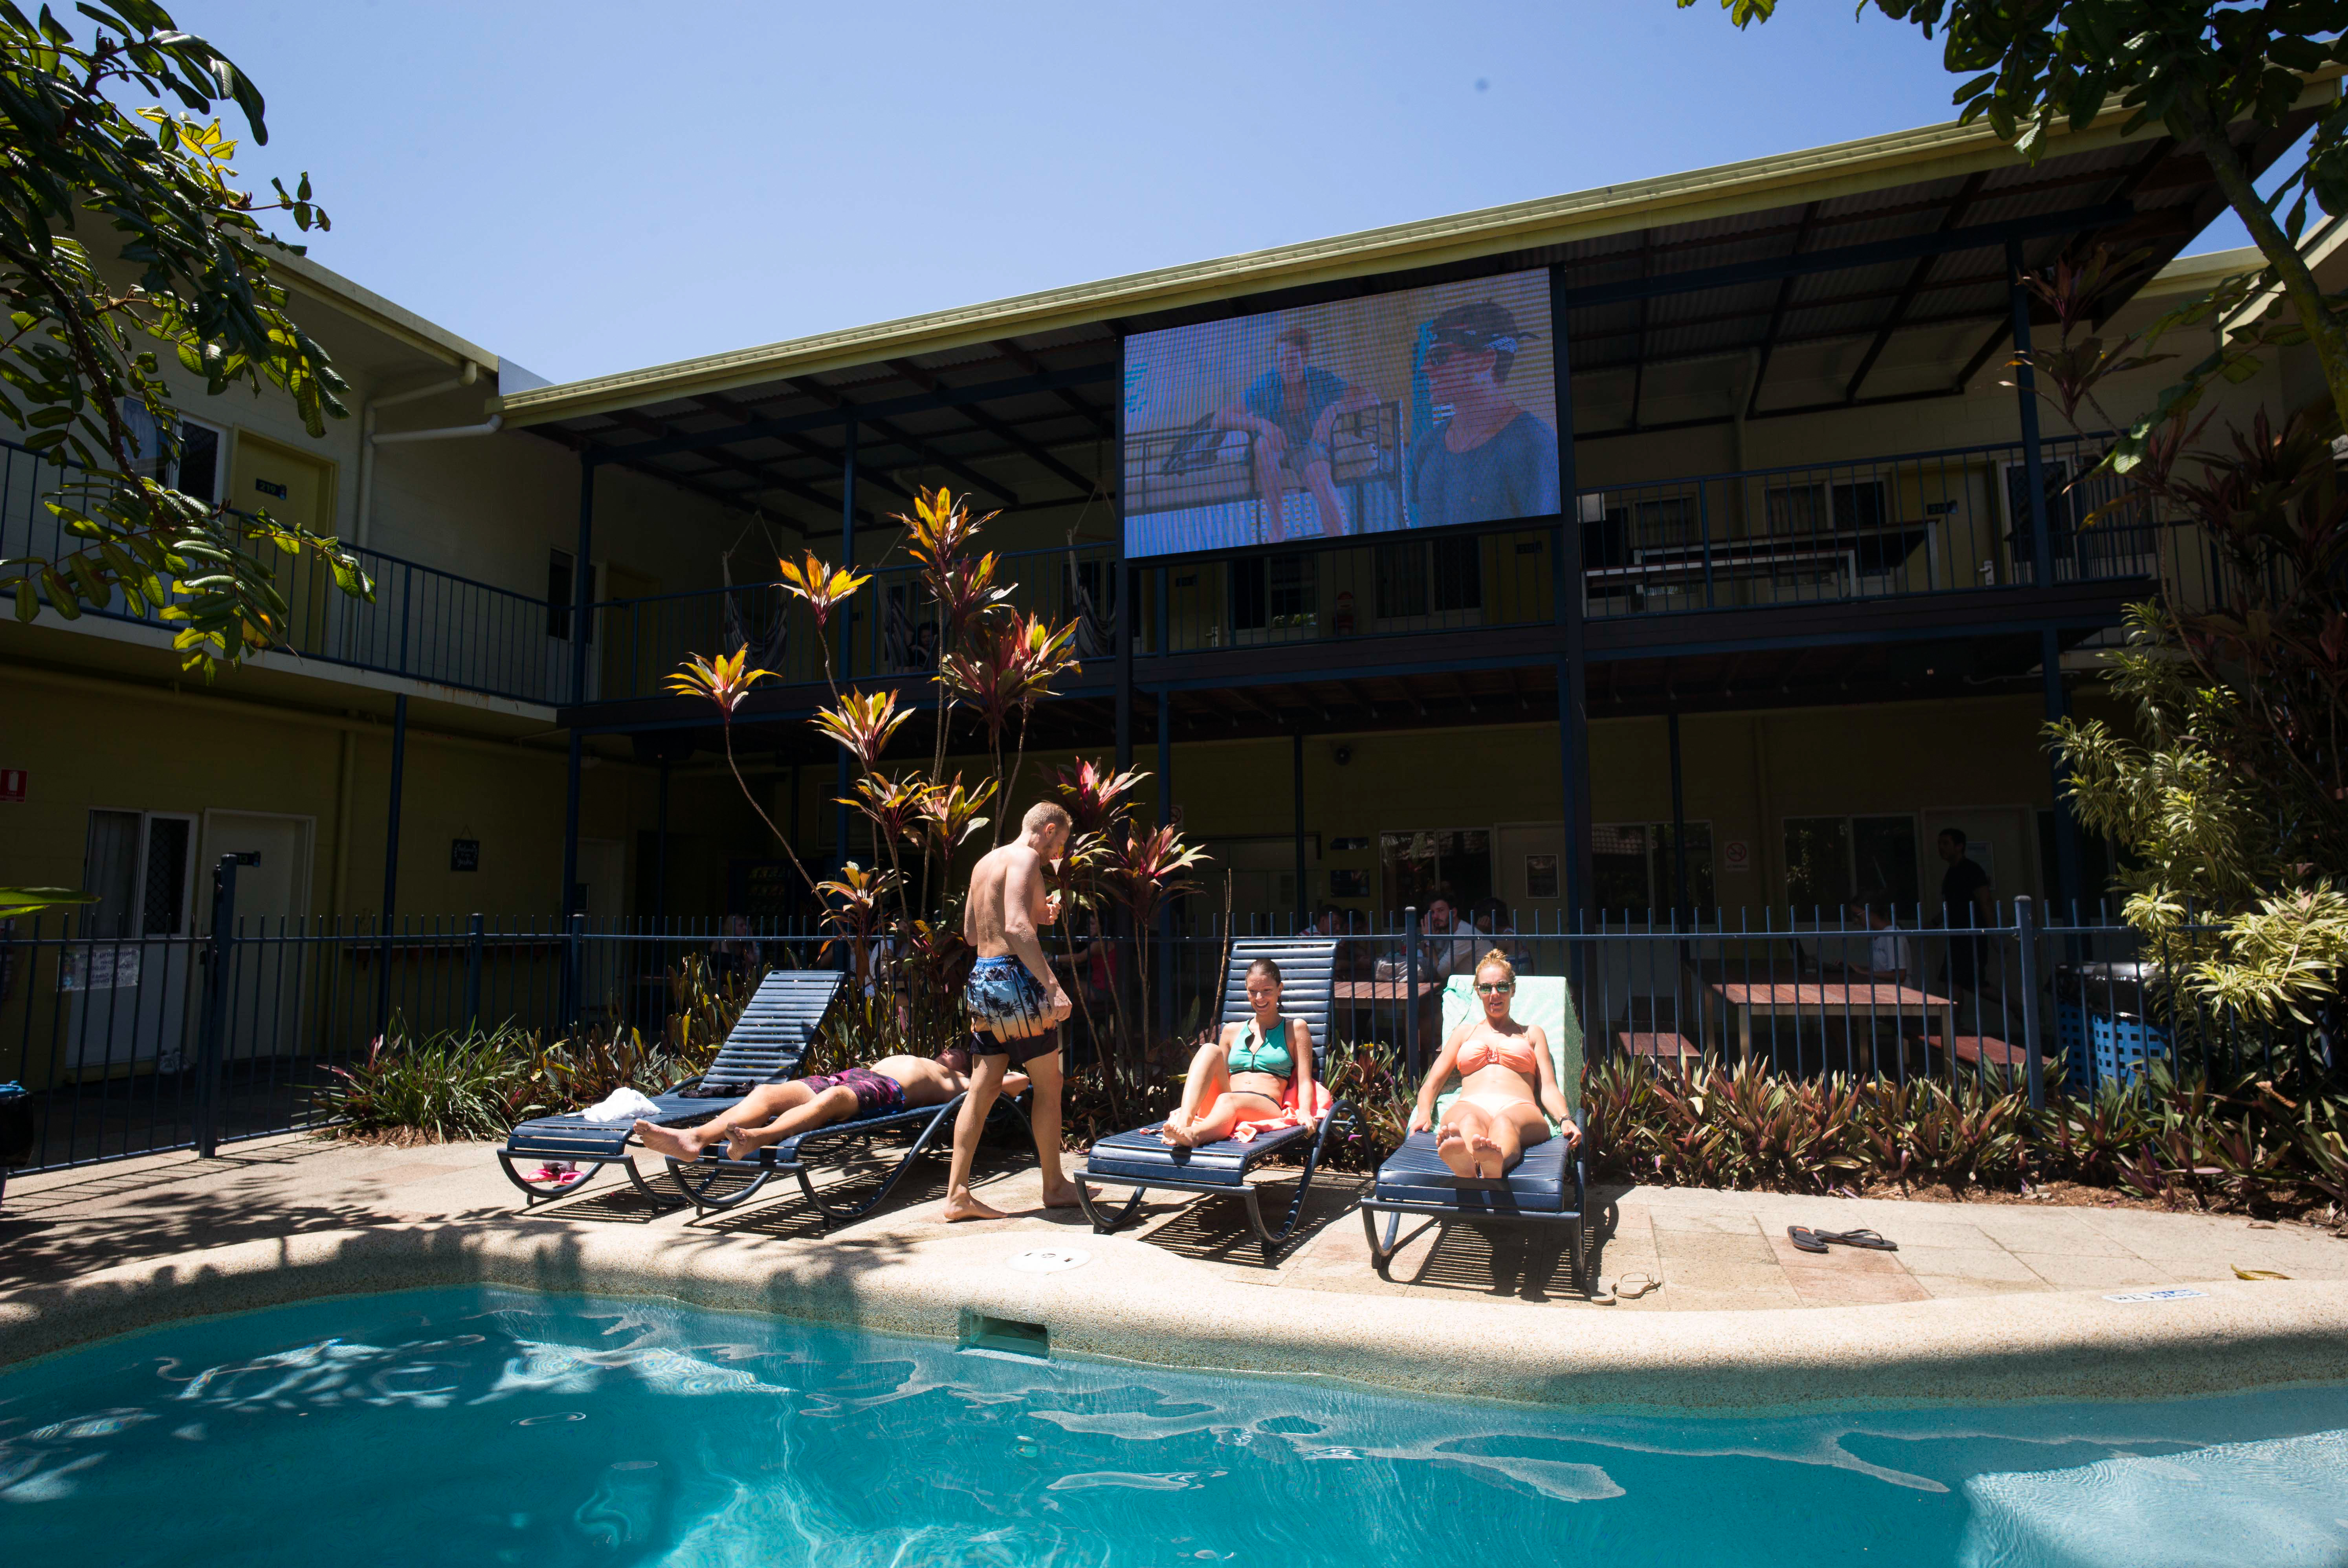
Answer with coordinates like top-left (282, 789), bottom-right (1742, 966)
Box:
top-left (2003, 246), bottom-right (2348, 1040)
top-left (670, 485), bottom-right (1209, 1062)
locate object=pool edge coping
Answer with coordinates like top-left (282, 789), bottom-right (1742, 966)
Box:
top-left (5, 1220), bottom-right (2346, 1410)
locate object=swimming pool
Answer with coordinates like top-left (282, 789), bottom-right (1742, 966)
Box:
top-left (2, 1286), bottom-right (2343, 1567)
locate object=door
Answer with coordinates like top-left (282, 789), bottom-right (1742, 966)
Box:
top-left (202, 811), bottom-right (313, 1061)
top-left (600, 564), bottom-right (660, 701)
top-left (228, 432), bottom-right (338, 656)
top-left (68, 810), bottom-right (197, 1072)
top-left (576, 838), bottom-right (626, 923)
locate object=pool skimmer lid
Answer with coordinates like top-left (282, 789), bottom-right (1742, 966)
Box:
top-left (2103, 1287), bottom-right (2207, 1303)
top-left (1005, 1247), bottom-right (1091, 1275)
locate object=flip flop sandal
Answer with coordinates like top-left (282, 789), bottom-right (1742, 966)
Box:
top-left (529, 1165), bottom-right (583, 1187)
top-left (1589, 1277), bottom-right (1618, 1305)
top-left (1788, 1225), bottom-right (1831, 1253)
top-left (1817, 1229), bottom-right (1897, 1251)
top-left (1614, 1272), bottom-right (1660, 1300)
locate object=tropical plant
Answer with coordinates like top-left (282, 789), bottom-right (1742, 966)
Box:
top-left (1682, 0), bottom-right (2348, 443)
top-left (1, 1), bottom-right (361, 663)
top-left (319, 1020), bottom-right (541, 1141)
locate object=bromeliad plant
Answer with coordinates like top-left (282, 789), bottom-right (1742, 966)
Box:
top-left (671, 486), bottom-right (1209, 1056)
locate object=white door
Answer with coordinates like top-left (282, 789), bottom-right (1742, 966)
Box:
top-left (203, 812), bottom-right (313, 1061)
top-left (68, 811), bottom-right (197, 1072)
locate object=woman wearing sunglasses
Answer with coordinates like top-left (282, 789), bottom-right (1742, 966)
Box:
top-left (1407, 950), bottom-right (1576, 1180)
top-left (1159, 957), bottom-right (1315, 1148)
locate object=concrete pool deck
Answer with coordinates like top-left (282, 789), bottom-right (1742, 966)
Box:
top-left (4, 1133), bottom-right (2346, 1407)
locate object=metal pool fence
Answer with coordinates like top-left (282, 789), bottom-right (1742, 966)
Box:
top-left (0, 875), bottom-right (2318, 1180)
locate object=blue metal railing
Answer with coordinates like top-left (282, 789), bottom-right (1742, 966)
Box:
top-left (1, 438), bottom-right (564, 703)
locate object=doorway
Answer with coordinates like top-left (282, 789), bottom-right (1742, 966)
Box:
top-left (202, 811), bottom-right (314, 1061)
top-left (576, 837), bottom-right (626, 923)
top-left (228, 432), bottom-right (338, 656)
top-left (68, 810), bottom-right (197, 1072)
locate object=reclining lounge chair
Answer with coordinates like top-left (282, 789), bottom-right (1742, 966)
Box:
top-left (657, 1067), bottom-right (1034, 1225)
top-left (1358, 972), bottom-right (1588, 1288)
top-left (496, 967), bottom-right (847, 1205)
top-left (1075, 938), bottom-right (1349, 1260)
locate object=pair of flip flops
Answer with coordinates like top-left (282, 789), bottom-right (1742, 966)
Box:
top-left (1788, 1226), bottom-right (1896, 1254)
top-left (528, 1164), bottom-right (584, 1187)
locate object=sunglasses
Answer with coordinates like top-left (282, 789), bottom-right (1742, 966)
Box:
top-left (1475, 982), bottom-right (1514, 995)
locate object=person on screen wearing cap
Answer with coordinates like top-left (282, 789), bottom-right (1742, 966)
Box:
top-left (1408, 301), bottom-right (1560, 530)
top-left (1213, 326), bottom-right (1375, 542)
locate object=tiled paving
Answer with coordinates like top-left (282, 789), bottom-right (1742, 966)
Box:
top-left (4, 1131), bottom-right (2344, 1313)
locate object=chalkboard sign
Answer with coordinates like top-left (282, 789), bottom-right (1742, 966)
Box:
top-left (450, 839), bottom-right (480, 872)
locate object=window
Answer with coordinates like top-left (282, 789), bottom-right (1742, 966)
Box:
top-left (1765, 478), bottom-right (1888, 536)
top-left (1590, 821), bottom-right (1716, 917)
top-left (1379, 828), bottom-right (1492, 912)
top-left (1232, 552), bottom-right (1315, 632)
top-left (120, 406), bottom-right (223, 503)
top-left (1375, 536), bottom-right (1482, 619)
top-left (81, 810), bottom-right (192, 939)
top-left (547, 550), bottom-right (600, 642)
top-left (1782, 814), bottom-right (1919, 914)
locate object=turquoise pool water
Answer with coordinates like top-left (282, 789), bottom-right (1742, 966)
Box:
top-left (2, 1287), bottom-right (2344, 1566)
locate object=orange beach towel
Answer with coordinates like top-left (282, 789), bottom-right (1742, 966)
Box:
top-left (1228, 1079), bottom-right (1332, 1144)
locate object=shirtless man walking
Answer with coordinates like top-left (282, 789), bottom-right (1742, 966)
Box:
top-left (945, 799), bottom-right (1079, 1220)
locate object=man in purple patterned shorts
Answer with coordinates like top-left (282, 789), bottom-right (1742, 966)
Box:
top-left (631, 1048), bottom-right (1024, 1164)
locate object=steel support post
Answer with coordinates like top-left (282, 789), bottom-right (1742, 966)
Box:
top-left (1668, 709), bottom-right (1690, 921)
top-left (2007, 240), bottom-right (2055, 590)
top-left (1548, 265), bottom-right (1592, 935)
top-left (1292, 732), bottom-right (1308, 932)
top-left (374, 692), bottom-right (407, 1040)
top-left (837, 419), bottom-right (857, 877)
top-left (655, 759), bottom-right (670, 924)
top-left (1113, 354), bottom-right (1133, 771)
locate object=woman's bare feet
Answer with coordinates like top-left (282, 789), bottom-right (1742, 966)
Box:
top-left (941, 1192), bottom-right (1009, 1222)
top-left (632, 1120), bottom-right (708, 1161)
top-left (1468, 1130), bottom-right (1504, 1180)
top-left (1158, 1119), bottom-right (1196, 1148)
top-left (1434, 1124), bottom-right (1473, 1177)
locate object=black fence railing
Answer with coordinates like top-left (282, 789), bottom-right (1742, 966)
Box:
top-left (4, 880), bottom-right (2321, 1183)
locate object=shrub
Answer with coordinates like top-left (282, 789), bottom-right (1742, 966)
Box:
top-left (321, 1020), bottom-right (541, 1141)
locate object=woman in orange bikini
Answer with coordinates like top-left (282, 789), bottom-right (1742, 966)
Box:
top-left (1407, 950), bottom-right (1577, 1180)
top-left (1159, 956), bottom-right (1316, 1148)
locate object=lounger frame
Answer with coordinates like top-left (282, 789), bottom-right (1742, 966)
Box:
top-left (493, 967), bottom-right (846, 1206)
top-left (1357, 973), bottom-right (1589, 1290)
top-left (661, 1088), bottom-right (1032, 1224)
top-left (1075, 939), bottom-right (1351, 1260)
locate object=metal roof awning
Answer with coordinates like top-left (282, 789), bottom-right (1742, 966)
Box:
top-left (501, 84), bottom-right (2330, 537)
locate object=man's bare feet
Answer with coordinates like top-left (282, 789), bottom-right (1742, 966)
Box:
top-left (632, 1121), bottom-right (706, 1161)
top-left (723, 1131), bottom-right (765, 1162)
top-left (941, 1192), bottom-right (1009, 1222)
top-left (1040, 1180), bottom-right (1083, 1209)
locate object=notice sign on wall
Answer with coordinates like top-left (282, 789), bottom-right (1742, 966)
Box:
top-left (450, 839), bottom-right (480, 872)
top-left (0, 769), bottom-right (24, 803)
top-left (1722, 840), bottom-right (1752, 874)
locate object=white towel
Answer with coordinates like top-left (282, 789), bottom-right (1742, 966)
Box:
top-left (580, 1087), bottom-right (666, 1124)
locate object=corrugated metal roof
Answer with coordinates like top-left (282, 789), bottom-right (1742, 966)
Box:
top-left (502, 86), bottom-right (2316, 430)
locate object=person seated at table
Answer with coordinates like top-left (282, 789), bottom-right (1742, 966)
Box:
top-left (1835, 892), bottom-right (1912, 984)
top-left (632, 1046), bottom-right (1026, 1163)
top-left (1159, 956), bottom-right (1317, 1148)
top-left (1406, 950), bottom-right (1577, 1181)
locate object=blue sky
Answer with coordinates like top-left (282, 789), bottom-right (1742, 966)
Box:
top-left (194, 1), bottom-right (2267, 386)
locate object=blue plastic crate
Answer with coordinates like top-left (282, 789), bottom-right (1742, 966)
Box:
top-left (2056, 1001), bottom-right (2092, 1092)
top-left (2089, 1013), bottom-right (2165, 1090)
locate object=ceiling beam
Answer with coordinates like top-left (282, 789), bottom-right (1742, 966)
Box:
top-left (1844, 170), bottom-right (1989, 404)
top-left (786, 377), bottom-right (1019, 507)
top-left (607, 407), bottom-right (870, 526)
top-left (885, 357), bottom-right (1099, 498)
top-left (997, 341), bottom-right (1114, 438)
top-left (1746, 202), bottom-right (1820, 419)
top-left (694, 392), bottom-right (918, 510)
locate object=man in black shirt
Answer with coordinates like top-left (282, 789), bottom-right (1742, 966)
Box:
top-left (1936, 829), bottom-right (1996, 998)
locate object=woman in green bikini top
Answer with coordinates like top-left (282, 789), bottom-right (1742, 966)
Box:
top-left (1159, 956), bottom-right (1317, 1149)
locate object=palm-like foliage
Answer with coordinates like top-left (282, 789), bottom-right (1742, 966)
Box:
top-left (813, 688), bottom-right (913, 773)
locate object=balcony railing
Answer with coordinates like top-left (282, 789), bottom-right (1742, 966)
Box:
top-left (3, 432), bottom-right (2219, 710)
top-left (2, 438), bottom-right (567, 704)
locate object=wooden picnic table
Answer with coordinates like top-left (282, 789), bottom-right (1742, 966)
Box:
top-left (1331, 977), bottom-right (1438, 1005)
top-left (1708, 975), bottom-right (1956, 1064)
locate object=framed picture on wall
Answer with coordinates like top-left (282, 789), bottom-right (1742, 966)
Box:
top-left (1524, 854), bottom-right (1559, 900)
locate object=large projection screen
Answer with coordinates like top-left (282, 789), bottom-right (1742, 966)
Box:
top-left (1121, 268), bottom-right (1558, 559)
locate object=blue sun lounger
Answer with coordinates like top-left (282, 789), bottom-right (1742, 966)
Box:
top-left (495, 967), bottom-right (847, 1206)
top-left (1358, 973), bottom-right (1588, 1288)
top-left (659, 1075), bottom-right (1033, 1225)
top-left (1075, 938), bottom-right (1350, 1260)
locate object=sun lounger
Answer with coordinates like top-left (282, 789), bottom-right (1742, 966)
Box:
top-left (659, 1078), bottom-right (1033, 1225)
top-left (1358, 973), bottom-right (1588, 1288)
top-left (1075, 938), bottom-right (1349, 1260)
top-left (495, 967), bottom-right (847, 1205)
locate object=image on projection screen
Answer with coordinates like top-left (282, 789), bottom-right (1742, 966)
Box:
top-left (1121, 268), bottom-right (1558, 559)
